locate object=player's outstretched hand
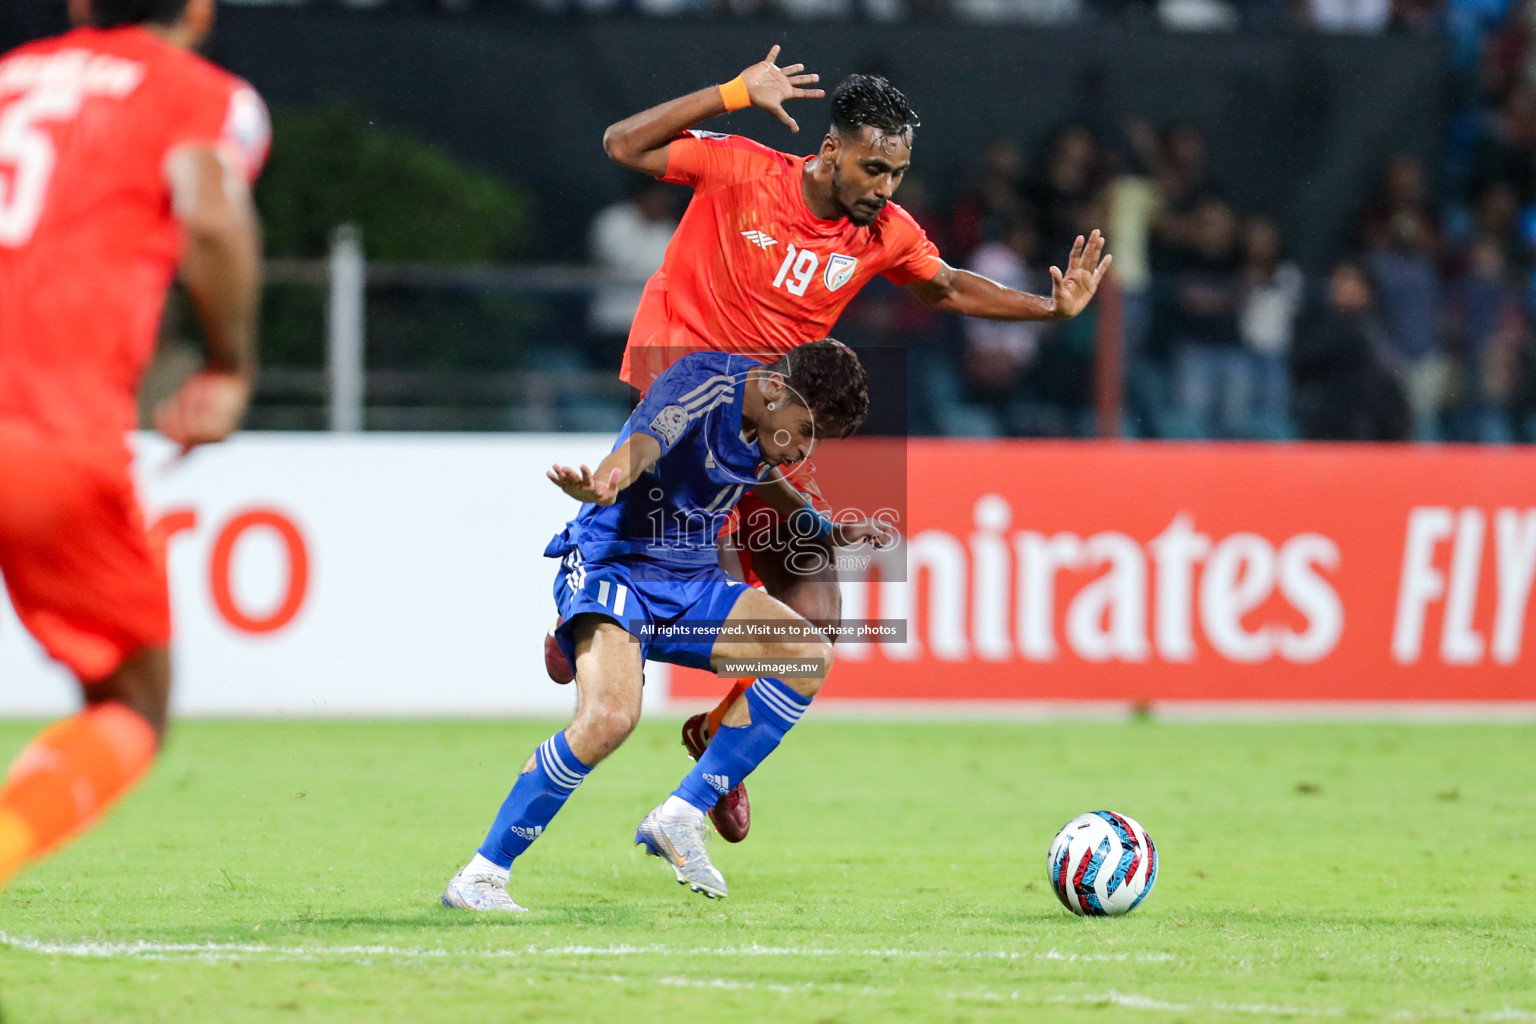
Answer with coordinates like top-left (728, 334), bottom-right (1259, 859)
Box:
top-left (548, 463), bottom-right (624, 505)
top-left (154, 370), bottom-right (250, 452)
top-left (831, 518), bottom-right (899, 550)
top-left (741, 44), bottom-right (825, 133)
top-left (1049, 229), bottom-right (1112, 320)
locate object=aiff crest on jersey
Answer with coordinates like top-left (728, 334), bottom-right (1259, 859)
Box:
top-left (823, 253), bottom-right (858, 291)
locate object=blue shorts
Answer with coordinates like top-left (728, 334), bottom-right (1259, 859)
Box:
top-left (551, 549), bottom-right (752, 672)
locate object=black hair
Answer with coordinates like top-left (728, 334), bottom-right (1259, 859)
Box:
top-left (769, 339), bottom-right (869, 439)
top-left (88, 0), bottom-right (190, 29)
top-left (829, 74), bottom-right (919, 140)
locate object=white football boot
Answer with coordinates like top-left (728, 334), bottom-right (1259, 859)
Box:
top-left (635, 808), bottom-right (728, 898)
top-left (441, 865), bottom-right (527, 912)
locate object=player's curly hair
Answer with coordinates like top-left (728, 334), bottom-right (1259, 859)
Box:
top-left (87, 0), bottom-right (189, 28)
top-left (771, 339), bottom-right (869, 440)
top-left (830, 74), bottom-right (920, 139)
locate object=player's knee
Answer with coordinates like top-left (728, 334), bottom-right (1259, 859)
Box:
top-left (790, 639), bottom-right (834, 689)
top-left (814, 639), bottom-right (834, 676)
top-left (576, 699), bottom-right (641, 751)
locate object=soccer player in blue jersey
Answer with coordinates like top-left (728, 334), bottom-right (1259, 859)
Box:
top-left (443, 340), bottom-right (881, 909)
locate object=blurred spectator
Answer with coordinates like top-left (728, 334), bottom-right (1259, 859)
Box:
top-left (843, 174), bottom-right (948, 353)
top-left (1291, 261), bottom-right (1411, 440)
top-left (1365, 211), bottom-right (1446, 439)
top-left (962, 219), bottom-right (1048, 421)
top-left (1023, 307), bottom-right (1098, 436)
top-left (1238, 216), bottom-right (1304, 437)
top-left (587, 179), bottom-right (678, 367)
top-left (1468, 180), bottom-right (1526, 265)
top-left (1391, 0), bottom-right (1443, 33)
top-left (1308, 0), bottom-right (1391, 31)
top-left (1447, 235), bottom-right (1529, 439)
top-left (1470, 79), bottom-right (1536, 200)
top-left (1149, 123), bottom-right (1212, 266)
top-left (842, 173), bottom-right (950, 433)
top-left (1107, 121), bottom-right (1161, 435)
top-left (891, 172), bottom-right (953, 261)
top-left (1448, 0), bottom-right (1512, 68)
top-left (772, 0), bottom-right (855, 17)
top-left (1028, 123), bottom-right (1106, 258)
top-left (1360, 154), bottom-right (1440, 253)
top-left (1167, 195), bottom-right (1246, 439)
top-left (952, 0), bottom-right (1083, 21)
top-left (1512, 322), bottom-right (1536, 441)
top-left (1157, 0), bottom-right (1240, 29)
top-left (1140, 125), bottom-right (1218, 437)
top-left (951, 138), bottom-right (1030, 258)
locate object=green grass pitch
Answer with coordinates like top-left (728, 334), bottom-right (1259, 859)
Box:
top-left (0, 716), bottom-right (1532, 1023)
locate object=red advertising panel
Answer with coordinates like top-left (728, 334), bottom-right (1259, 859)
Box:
top-left (674, 442), bottom-right (1536, 703)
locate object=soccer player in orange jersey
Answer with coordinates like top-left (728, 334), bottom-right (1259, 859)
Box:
top-left (0, 0), bottom-right (266, 889)
top-left (548, 48), bottom-right (1110, 844)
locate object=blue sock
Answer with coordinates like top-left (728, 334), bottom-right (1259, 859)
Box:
top-left (673, 677), bottom-right (811, 813)
top-left (477, 730), bottom-right (591, 869)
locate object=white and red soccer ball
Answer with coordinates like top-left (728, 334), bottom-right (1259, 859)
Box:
top-left (1047, 811), bottom-right (1158, 916)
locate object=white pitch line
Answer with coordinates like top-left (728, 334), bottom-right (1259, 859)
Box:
top-left (0, 933), bottom-right (1172, 965)
top-left (1046, 991), bottom-right (1345, 1017)
top-left (653, 975), bottom-right (897, 997)
top-left (1043, 992), bottom-right (1536, 1023)
top-left (616, 977), bottom-right (1536, 1020)
top-left (3, 936), bottom-right (1532, 1022)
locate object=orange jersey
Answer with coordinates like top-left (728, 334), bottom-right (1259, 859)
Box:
top-left (620, 131), bottom-right (942, 390)
top-left (0, 26), bottom-right (270, 450)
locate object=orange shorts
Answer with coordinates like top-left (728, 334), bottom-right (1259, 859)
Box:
top-left (724, 459), bottom-right (832, 587)
top-left (0, 422), bottom-right (170, 681)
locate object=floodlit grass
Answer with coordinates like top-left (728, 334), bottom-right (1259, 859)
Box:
top-left (0, 717), bottom-right (1532, 1023)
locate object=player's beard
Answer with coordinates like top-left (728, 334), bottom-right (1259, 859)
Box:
top-left (833, 165), bottom-right (882, 227)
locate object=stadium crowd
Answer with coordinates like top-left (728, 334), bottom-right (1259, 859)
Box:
top-left (577, 1), bottom-right (1536, 442)
top-left (46, 0), bottom-right (1535, 442)
top-left (245, 0), bottom-right (1475, 34)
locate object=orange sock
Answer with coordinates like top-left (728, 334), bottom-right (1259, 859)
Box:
top-left (706, 679), bottom-right (753, 739)
top-left (0, 703), bottom-right (158, 888)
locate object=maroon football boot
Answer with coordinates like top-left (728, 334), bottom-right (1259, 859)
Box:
top-left (681, 713), bottom-right (750, 843)
top-left (545, 618), bottom-right (574, 684)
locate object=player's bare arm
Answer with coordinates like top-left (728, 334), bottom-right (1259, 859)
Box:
top-left (908, 230), bottom-right (1112, 321)
top-left (547, 433), bottom-right (663, 505)
top-left (156, 144), bottom-right (262, 450)
top-left (750, 471), bottom-right (896, 549)
top-left (602, 45), bottom-right (825, 177)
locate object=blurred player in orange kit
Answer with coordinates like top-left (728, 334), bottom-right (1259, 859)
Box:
top-left (551, 47), bottom-right (1110, 842)
top-left (0, 0), bottom-right (267, 889)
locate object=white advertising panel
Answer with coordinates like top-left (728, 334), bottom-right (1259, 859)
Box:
top-left (0, 434), bottom-right (656, 715)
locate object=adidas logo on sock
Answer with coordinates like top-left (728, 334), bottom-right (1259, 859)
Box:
top-left (703, 773), bottom-right (732, 794)
top-left (508, 825), bottom-right (544, 841)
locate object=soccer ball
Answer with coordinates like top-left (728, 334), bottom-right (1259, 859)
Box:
top-left (1047, 811), bottom-right (1158, 917)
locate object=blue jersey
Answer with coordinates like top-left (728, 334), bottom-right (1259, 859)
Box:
top-left (544, 352), bottom-right (769, 568)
